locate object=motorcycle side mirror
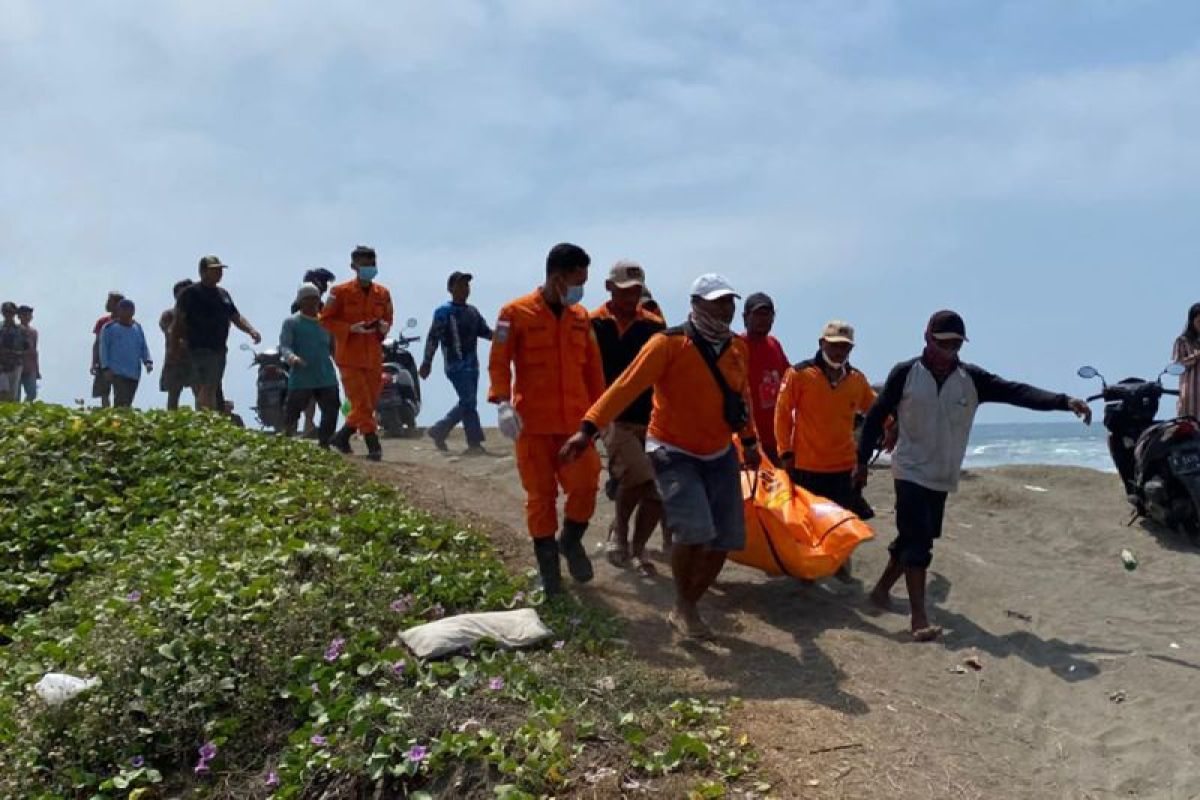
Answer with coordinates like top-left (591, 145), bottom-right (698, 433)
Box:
top-left (405, 317), bottom-right (418, 329)
top-left (1076, 366), bottom-right (1099, 380)
top-left (1164, 363), bottom-right (1186, 378)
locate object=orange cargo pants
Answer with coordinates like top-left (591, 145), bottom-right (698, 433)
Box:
top-left (516, 432), bottom-right (602, 539)
top-left (340, 366), bottom-right (382, 435)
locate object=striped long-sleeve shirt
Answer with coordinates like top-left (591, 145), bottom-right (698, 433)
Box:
top-left (1172, 336), bottom-right (1200, 418)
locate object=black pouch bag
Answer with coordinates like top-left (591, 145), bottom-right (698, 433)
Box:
top-left (685, 322), bottom-right (750, 432)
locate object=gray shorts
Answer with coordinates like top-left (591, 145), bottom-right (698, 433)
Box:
top-left (160, 360), bottom-right (193, 393)
top-left (650, 445), bottom-right (745, 550)
top-left (189, 348), bottom-right (226, 387)
top-left (91, 369), bottom-right (111, 398)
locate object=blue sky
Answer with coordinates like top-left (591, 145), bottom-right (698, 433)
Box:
top-left (2, 1), bottom-right (1196, 424)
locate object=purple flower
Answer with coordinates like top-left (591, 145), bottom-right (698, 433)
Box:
top-left (131, 756), bottom-right (145, 768)
top-left (323, 637), bottom-right (346, 662)
top-left (389, 597), bottom-right (410, 614)
top-left (310, 735), bottom-right (327, 747)
top-left (265, 771), bottom-right (280, 788)
top-left (198, 742), bottom-right (218, 761)
top-left (126, 590), bottom-right (142, 603)
top-left (513, 591), bottom-right (526, 603)
top-left (391, 660), bottom-right (406, 677)
top-left (429, 604), bottom-right (445, 620)
top-left (194, 760), bottom-right (210, 775)
top-left (488, 677), bottom-right (505, 691)
top-left (553, 640), bottom-right (566, 650)
top-left (406, 744), bottom-right (428, 763)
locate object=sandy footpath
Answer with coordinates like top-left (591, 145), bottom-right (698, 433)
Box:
top-left (359, 430), bottom-right (1200, 799)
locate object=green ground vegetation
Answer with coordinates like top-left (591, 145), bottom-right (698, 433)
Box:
top-left (0, 404), bottom-right (766, 799)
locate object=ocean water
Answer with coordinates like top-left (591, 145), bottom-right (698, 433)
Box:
top-left (963, 421), bottom-right (1114, 472)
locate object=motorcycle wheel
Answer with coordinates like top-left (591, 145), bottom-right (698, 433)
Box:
top-left (399, 402), bottom-right (418, 438)
top-left (378, 406), bottom-right (405, 438)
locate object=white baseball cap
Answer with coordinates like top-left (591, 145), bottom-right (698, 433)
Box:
top-left (690, 273), bottom-right (740, 301)
top-left (608, 260), bottom-right (646, 289)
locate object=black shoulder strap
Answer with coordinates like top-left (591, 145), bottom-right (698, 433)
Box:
top-left (663, 324), bottom-right (688, 337)
top-left (684, 322), bottom-right (736, 396)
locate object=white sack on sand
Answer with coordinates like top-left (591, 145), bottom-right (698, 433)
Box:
top-left (400, 608), bottom-right (552, 659)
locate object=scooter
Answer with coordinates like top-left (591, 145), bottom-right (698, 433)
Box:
top-left (1077, 362), bottom-right (1200, 539)
top-left (377, 318), bottom-right (422, 438)
top-left (242, 344), bottom-right (289, 433)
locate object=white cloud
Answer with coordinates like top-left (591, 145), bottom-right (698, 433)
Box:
top-left (1, 1), bottom-right (1195, 420)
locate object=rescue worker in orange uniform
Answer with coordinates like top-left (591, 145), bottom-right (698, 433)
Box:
top-left (320, 245), bottom-right (394, 461)
top-left (488, 243), bottom-right (606, 595)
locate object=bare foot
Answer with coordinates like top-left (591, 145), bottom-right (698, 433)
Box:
top-left (605, 545), bottom-right (629, 568)
top-left (911, 625), bottom-right (943, 642)
top-left (868, 588), bottom-right (896, 613)
top-left (605, 527), bottom-right (630, 568)
top-left (631, 556), bottom-right (657, 577)
top-left (668, 610), bottom-right (716, 641)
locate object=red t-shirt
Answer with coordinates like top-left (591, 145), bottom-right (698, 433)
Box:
top-left (740, 333), bottom-right (790, 455)
top-left (93, 314), bottom-right (113, 336)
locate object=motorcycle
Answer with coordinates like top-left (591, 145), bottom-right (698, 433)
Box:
top-left (242, 344), bottom-right (290, 433)
top-left (1077, 362), bottom-right (1200, 538)
top-left (377, 318), bottom-right (422, 438)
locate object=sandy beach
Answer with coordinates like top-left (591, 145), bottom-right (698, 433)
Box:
top-left (362, 430), bottom-right (1200, 799)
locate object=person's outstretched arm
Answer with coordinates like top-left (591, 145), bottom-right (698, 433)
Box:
top-left (966, 365), bottom-right (1091, 423)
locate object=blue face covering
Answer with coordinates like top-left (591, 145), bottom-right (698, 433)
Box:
top-left (562, 284), bottom-right (585, 306)
top-left (357, 266), bottom-right (378, 283)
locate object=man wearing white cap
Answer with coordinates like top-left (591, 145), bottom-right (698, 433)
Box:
top-left (562, 274), bottom-right (760, 640)
top-left (279, 283), bottom-right (340, 448)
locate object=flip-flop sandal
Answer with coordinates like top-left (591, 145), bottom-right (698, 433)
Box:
top-left (667, 611), bottom-right (716, 641)
top-left (631, 557), bottom-right (657, 577)
top-left (911, 625), bottom-right (943, 643)
top-left (605, 540), bottom-right (630, 568)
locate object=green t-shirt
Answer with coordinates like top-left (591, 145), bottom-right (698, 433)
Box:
top-left (279, 313), bottom-right (338, 390)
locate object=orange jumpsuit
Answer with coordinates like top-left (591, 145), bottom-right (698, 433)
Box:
top-left (488, 289), bottom-right (606, 539)
top-left (320, 279), bottom-right (394, 435)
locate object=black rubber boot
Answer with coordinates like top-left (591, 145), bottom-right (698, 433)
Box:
top-left (558, 520), bottom-right (594, 584)
top-left (533, 538), bottom-right (563, 596)
top-left (331, 425), bottom-right (354, 454)
top-left (364, 432), bottom-right (383, 462)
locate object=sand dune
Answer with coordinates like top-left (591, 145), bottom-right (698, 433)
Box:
top-left (364, 431), bottom-right (1200, 799)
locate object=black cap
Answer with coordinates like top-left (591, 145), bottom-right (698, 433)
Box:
top-left (198, 255), bottom-right (228, 270)
top-left (1, 302), bottom-right (16, 314)
top-left (447, 271), bottom-right (473, 291)
top-left (927, 309), bottom-right (968, 341)
top-left (744, 292), bottom-right (775, 312)
top-left (17, 304), bottom-right (32, 313)
top-left (351, 245), bottom-right (376, 261)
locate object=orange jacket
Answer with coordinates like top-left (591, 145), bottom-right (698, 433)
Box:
top-left (775, 357), bottom-right (876, 472)
top-left (319, 279), bottom-right (394, 369)
top-left (487, 289), bottom-right (606, 436)
top-left (585, 330), bottom-right (758, 456)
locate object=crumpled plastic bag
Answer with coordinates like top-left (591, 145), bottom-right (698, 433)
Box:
top-left (400, 608), bottom-right (552, 659)
top-left (34, 673), bottom-right (101, 707)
